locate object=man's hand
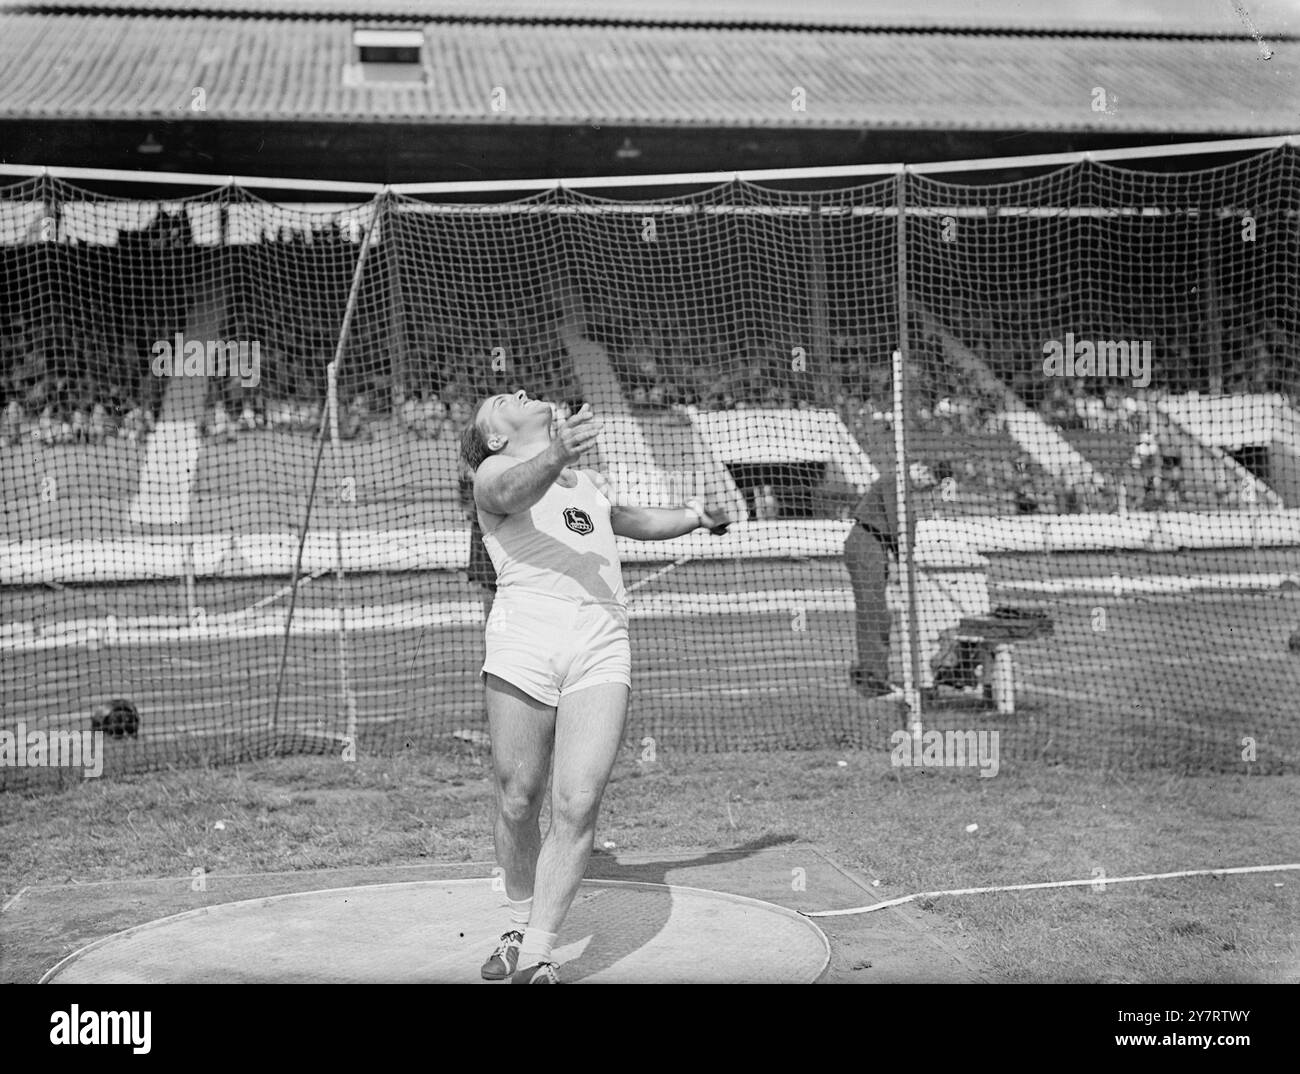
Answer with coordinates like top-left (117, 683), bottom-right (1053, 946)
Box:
top-left (551, 404), bottom-right (601, 466)
top-left (687, 499), bottom-right (731, 536)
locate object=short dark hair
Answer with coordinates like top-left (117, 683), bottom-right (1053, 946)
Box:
top-left (459, 401), bottom-right (496, 474)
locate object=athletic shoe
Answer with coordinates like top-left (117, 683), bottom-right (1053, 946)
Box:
top-left (480, 930), bottom-right (523, 981)
top-left (510, 961), bottom-right (560, 984)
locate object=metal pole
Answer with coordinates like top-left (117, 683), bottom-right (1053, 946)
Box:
top-left (328, 358), bottom-right (360, 754)
top-left (809, 198), bottom-right (833, 404)
top-left (269, 198), bottom-right (382, 736)
top-left (893, 349), bottom-right (922, 735)
top-left (1201, 220), bottom-right (1223, 395)
top-left (895, 167), bottom-right (924, 735)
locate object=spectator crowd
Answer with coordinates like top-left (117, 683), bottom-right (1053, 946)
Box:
top-left (3, 280), bottom-right (1295, 521)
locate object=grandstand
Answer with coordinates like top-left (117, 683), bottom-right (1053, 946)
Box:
top-left (2, 134), bottom-right (1299, 787)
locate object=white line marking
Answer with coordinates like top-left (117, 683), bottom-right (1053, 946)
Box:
top-left (803, 862), bottom-right (1300, 917)
top-left (999, 573), bottom-right (1297, 596)
top-left (1, 886), bottom-right (30, 913)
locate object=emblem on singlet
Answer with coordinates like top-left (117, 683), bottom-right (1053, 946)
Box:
top-left (563, 507), bottom-right (594, 535)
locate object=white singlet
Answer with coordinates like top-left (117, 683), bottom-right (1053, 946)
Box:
top-left (478, 469), bottom-right (630, 706)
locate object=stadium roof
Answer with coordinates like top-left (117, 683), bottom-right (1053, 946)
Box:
top-left (0, 1), bottom-right (1295, 132)
top-left (3, 0), bottom-right (1299, 35)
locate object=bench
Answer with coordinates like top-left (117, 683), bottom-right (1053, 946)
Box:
top-left (953, 609), bottom-right (1054, 714)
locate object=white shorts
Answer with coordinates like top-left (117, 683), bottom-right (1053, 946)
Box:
top-left (481, 591), bottom-right (631, 707)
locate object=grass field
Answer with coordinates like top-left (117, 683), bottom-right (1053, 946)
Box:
top-left (2, 748), bottom-right (1297, 983)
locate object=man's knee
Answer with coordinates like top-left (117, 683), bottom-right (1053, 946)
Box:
top-left (551, 786), bottom-right (603, 832)
top-left (497, 777), bottom-right (545, 826)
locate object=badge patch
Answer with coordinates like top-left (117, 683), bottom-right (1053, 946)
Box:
top-left (563, 507), bottom-right (594, 535)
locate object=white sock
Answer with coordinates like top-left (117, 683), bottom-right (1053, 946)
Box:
top-left (517, 928), bottom-right (558, 967)
top-left (507, 895), bottom-right (532, 930)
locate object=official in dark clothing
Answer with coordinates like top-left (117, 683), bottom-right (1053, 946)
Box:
top-left (845, 434), bottom-right (900, 698)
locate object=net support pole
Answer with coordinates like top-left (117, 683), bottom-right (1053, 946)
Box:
top-left (327, 359), bottom-right (360, 753)
top-left (184, 540), bottom-right (197, 624)
top-left (892, 349), bottom-right (923, 732)
top-left (894, 168), bottom-right (924, 733)
top-left (809, 198), bottom-right (833, 401)
top-left (269, 198), bottom-right (382, 738)
top-left (1201, 222), bottom-right (1223, 395)
top-left (385, 224), bottom-right (409, 408)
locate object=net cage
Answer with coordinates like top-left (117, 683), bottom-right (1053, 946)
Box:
top-left (1, 138), bottom-right (1298, 785)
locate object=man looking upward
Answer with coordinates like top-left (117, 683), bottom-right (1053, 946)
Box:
top-left (460, 390), bottom-right (725, 983)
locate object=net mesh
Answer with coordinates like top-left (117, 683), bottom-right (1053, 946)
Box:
top-left (2, 145), bottom-right (1298, 786)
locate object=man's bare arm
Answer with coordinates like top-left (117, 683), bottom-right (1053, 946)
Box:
top-left (585, 468), bottom-right (728, 540)
top-left (611, 505), bottom-right (702, 541)
top-left (474, 404), bottom-right (600, 516)
top-left (474, 448), bottom-right (567, 517)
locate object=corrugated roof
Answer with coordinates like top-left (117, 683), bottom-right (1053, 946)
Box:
top-left (2, 0), bottom-right (1298, 36)
top-left (0, 12), bottom-right (1294, 131)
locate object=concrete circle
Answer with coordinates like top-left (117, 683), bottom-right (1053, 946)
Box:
top-left (42, 878), bottom-right (830, 984)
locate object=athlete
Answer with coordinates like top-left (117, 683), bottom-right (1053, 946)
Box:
top-left (460, 390), bottom-right (726, 983)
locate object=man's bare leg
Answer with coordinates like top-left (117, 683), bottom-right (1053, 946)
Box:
top-left (485, 674), bottom-right (555, 901)
top-left (525, 682), bottom-right (629, 944)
